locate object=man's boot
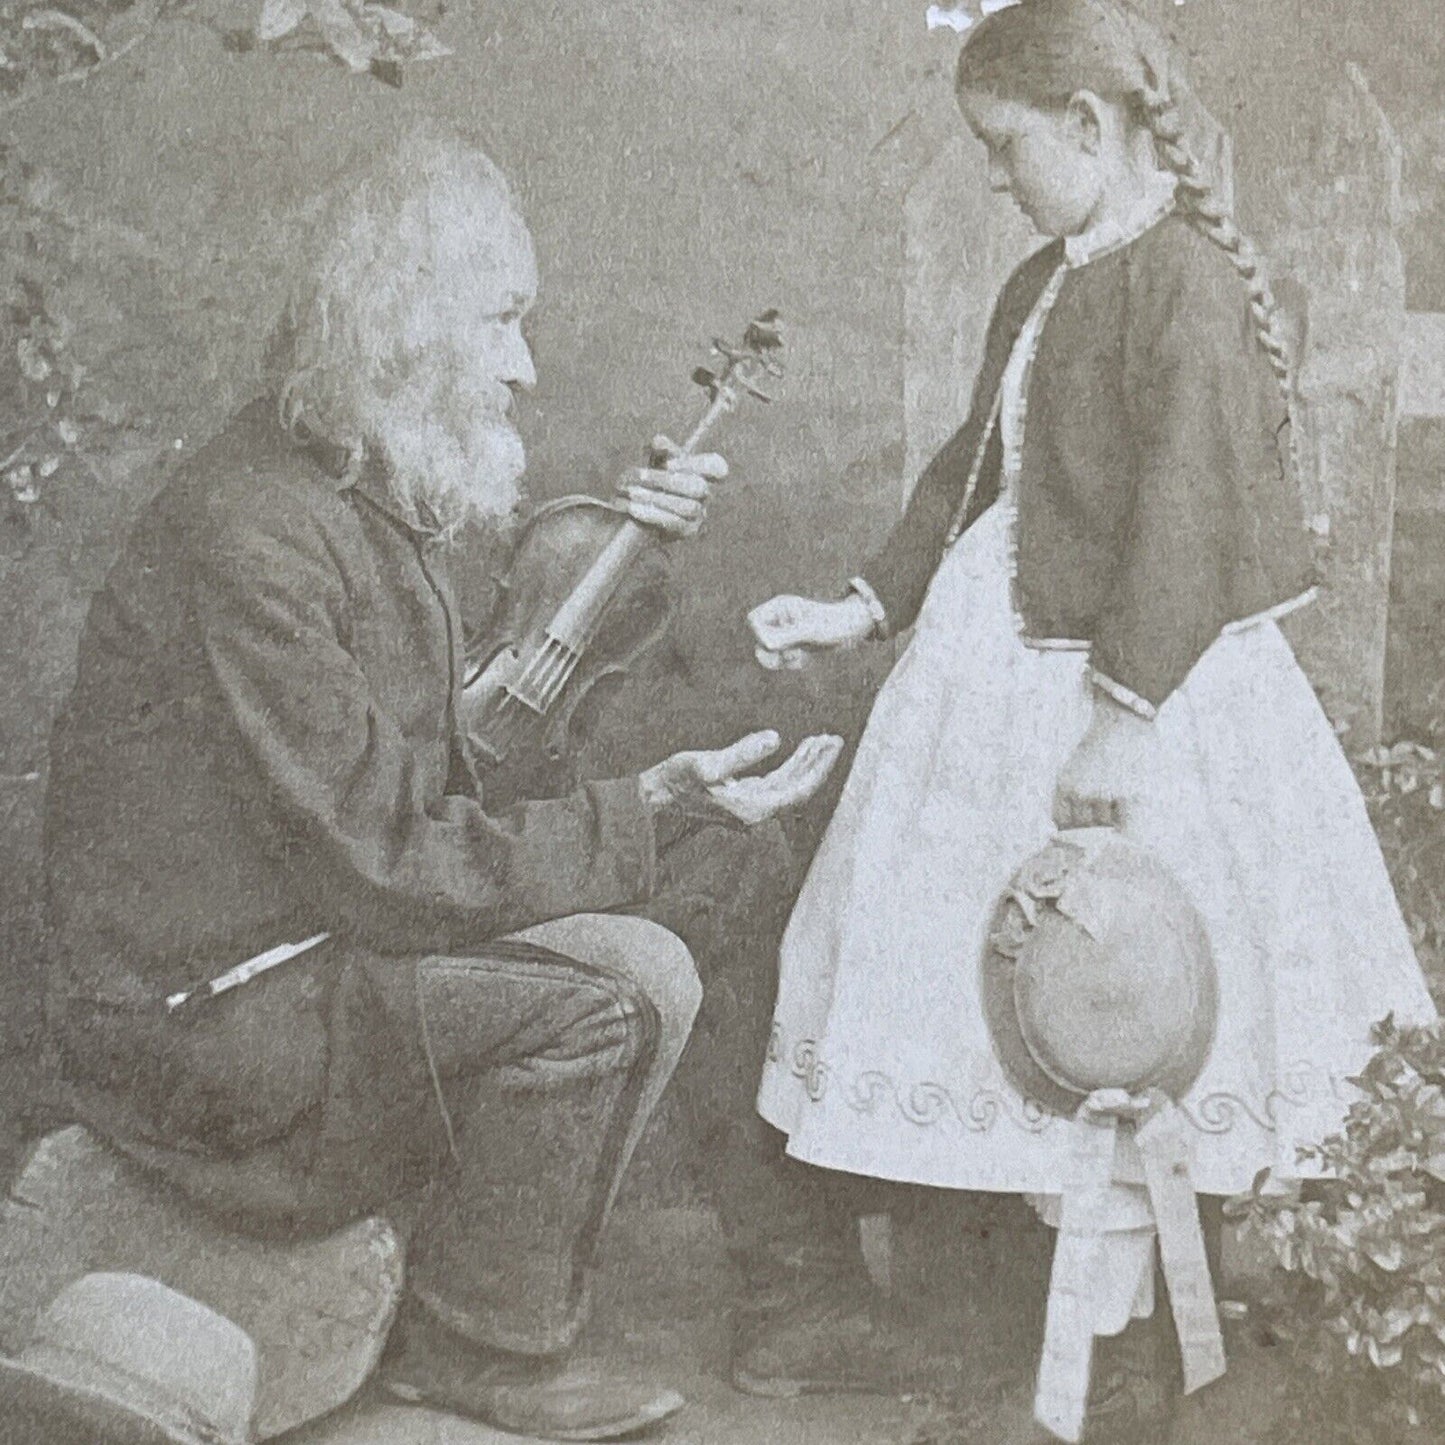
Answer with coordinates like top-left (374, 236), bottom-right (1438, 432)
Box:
top-left (381, 1301), bottom-right (685, 1442)
top-left (726, 1239), bottom-right (940, 1399)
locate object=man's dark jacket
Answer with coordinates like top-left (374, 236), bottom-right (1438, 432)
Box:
top-left (44, 400), bottom-right (659, 1162)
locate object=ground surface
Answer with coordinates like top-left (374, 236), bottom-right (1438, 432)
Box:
top-left (285, 1203), bottom-right (1311, 1445)
top-left (287, 1208), bottom-right (923, 1445)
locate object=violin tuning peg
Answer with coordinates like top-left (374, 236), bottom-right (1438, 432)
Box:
top-left (750, 307), bottom-right (783, 332)
top-left (743, 313), bottom-right (785, 353)
top-left (692, 366), bottom-right (720, 393)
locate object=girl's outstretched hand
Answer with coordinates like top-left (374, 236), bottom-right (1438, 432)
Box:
top-left (1053, 698), bottom-right (1158, 830)
top-left (748, 594), bottom-right (874, 671)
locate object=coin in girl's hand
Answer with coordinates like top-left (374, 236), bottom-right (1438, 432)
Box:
top-left (754, 644), bottom-right (809, 671)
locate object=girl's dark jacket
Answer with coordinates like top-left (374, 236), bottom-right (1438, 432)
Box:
top-left (857, 213), bottom-right (1316, 714)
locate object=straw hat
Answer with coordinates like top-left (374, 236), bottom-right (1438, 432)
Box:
top-left (0, 1272), bottom-right (257, 1445)
top-left (981, 832), bottom-right (1218, 1116)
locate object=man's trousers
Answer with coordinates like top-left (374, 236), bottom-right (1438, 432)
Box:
top-left (51, 914), bottom-right (700, 1357)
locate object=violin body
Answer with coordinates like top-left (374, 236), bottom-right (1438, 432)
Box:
top-left (465, 496), bottom-right (674, 803)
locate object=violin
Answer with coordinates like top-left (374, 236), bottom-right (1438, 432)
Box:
top-left (464, 311), bottom-right (784, 802)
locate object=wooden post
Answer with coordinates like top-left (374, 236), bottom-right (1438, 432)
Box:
top-left (1264, 65), bottom-right (1406, 745)
top-left (1401, 313), bottom-right (1445, 424)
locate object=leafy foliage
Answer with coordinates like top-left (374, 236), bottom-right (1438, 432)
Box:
top-left (0, 0), bottom-right (450, 94)
top-left (924, 0), bottom-right (1021, 35)
top-left (1, 0), bottom-right (195, 527)
top-left (1, 1), bottom-right (196, 105)
top-left (3, 0), bottom-right (128, 93)
top-left (0, 146), bottom-right (91, 519)
top-left (1233, 709), bottom-right (1445, 1441)
top-left (0, 0), bottom-right (454, 525)
top-left (1235, 1014), bottom-right (1445, 1442)
top-left (234, 0), bottom-right (451, 85)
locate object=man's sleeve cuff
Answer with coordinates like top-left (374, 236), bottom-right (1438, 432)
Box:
top-left (847, 576), bottom-right (889, 640)
top-left (1088, 667), bottom-right (1159, 721)
top-left (589, 776), bottom-right (659, 904)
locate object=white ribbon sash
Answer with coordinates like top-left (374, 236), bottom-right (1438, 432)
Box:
top-left (1034, 1089), bottom-right (1226, 1443)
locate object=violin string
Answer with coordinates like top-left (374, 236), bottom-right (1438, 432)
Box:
top-left (478, 654), bottom-right (550, 747)
top-left (505, 657), bottom-right (552, 710)
top-left (514, 636), bottom-right (568, 698)
top-left (540, 651), bottom-right (581, 709)
top-left (539, 647), bottom-right (576, 703)
top-left (519, 653), bottom-right (557, 708)
top-left (528, 638), bottom-right (577, 710)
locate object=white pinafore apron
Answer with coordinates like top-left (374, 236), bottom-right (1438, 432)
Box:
top-left (757, 211), bottom-right (1435, 1206)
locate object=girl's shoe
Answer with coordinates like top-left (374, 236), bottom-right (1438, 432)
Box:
top-left (729, 1293), bottom-right (900, 1398)
top-left (728, 1285), bottom-right (957, 1399)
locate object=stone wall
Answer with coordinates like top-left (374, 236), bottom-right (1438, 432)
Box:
top-left (2, 0), bottom-right (1442, 1177)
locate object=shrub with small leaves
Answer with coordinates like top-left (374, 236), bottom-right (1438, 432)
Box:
top-left (1235, 1014), bottom-right (1445, 1441)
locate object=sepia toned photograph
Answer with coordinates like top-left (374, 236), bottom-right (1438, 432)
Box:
top-left (0, 1), bottom-right (1442, 1441)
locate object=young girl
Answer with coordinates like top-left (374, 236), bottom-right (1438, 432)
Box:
top-left (749, 0), bottom-right (1437, 1436)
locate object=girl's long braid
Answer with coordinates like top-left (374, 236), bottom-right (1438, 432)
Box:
top-left (958, 0), bottom-right (1293, 395)
top-left (1138, 79), bottom-right (1292, 394)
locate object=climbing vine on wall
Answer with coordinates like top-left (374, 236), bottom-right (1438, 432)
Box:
top-left (0, 0), bottom-right (450, 525)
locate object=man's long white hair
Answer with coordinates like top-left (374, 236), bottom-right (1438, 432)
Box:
top-left (272, 124), bottom-right (529, 534)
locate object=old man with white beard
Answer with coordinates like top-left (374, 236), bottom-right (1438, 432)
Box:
top-left (40, 129), bottom-right (840, 1442)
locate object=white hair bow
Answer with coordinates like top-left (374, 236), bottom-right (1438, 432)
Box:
top-left (925, 0), bottom-right (1019, 34)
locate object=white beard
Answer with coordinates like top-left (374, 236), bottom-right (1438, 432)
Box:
top-left (368, 386), bottom-right (526, 535)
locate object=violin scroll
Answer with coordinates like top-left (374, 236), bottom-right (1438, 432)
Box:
top-left (691, 309), bottom-right (785, 411)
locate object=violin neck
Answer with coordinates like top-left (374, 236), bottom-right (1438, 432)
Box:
top-left (547, 520), bottom-right (652, 649)
top-left (680, 388), bottom-right (732, 455)
top-left (545, 389), bottom-right (733, 650)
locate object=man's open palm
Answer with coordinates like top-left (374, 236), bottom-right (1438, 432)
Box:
top-left (641, 730), bottom-right (843, 828)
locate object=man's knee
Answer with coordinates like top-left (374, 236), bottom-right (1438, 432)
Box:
top-left (623, 918), bottom-right (704, 1034)
top-left (511, 914), bottom-right (702, 1040)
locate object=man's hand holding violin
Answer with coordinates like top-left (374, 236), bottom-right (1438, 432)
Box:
top-left (616, 435), bottom-right (728, 540)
